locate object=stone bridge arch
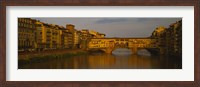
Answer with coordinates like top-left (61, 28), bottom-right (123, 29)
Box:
top-left (100, 47), bottom-right (137, 54)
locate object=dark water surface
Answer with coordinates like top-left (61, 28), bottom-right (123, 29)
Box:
top-left (19, 49), bottom-right (182, 69)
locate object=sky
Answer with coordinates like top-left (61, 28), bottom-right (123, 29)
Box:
top-left (33, 18), bottom-right (181, 38)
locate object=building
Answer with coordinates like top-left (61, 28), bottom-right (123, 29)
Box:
top-left (54, 25), bottom-right (63, 49)
top-left (150, 20), bottom-right (182, 57)
top-left (98, 33), bottom-right (106, 38)
top-left (35, 22), bottom-right (62, 50)
top-left (79, 29), bottom-right (92, 49)
top-left (18, 18), bottom-right (107, 52)
top-left (151, 26), bottom-right (166, 54)
top-left (165, 20), bottom-right (182, 56)
top-left (35, 21), bottom-right (45, 51)
top-left (66, 24), bottom-right (81, 48)
top-left (73, 30), bottom-right (81, 48)
top-left (80, 29), bottom-right (90, 40)
top-left (60, 27), bottom-right (73, 49)
top-left (18, 18), bottom-right (37, 52)
top-left (89, 30), bottom-right (106, 38)
top-left (42, 23), bottom-right (52, 50)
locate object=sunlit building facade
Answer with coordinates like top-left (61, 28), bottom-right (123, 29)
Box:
top-left (60, 28), bottom-right (73, 49)
top-left (18, 18), bottom-right (37, 51)
top-left (151, 26), bottom-right (166, 54)
top-left (35, 22), bottom-right (63, 50)
top-left (35, 21), bottom-right (45, 51)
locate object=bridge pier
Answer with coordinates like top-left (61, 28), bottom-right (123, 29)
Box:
top-left (104, 48), bottom-right (113, 54)
top-left (131, 48), bottom-right (137, 55)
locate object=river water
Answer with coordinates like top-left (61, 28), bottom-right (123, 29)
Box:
top-left (19, 48), bottom-right (182, 69)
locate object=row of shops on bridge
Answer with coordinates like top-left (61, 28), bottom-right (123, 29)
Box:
top-left (88, 38), bottom-right (157, 49)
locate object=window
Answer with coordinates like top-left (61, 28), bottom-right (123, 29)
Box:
top-left (23, 23), bottom-right (25, 27)
top-left (21, 40), bottom-right (23, 46)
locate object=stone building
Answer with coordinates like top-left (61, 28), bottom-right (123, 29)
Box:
top-left (150, 20), bottom-right (182, 57)
top-left (18, 18), bottom-right (107, 52)
top-left (66, 24), bottom-right (81, 48)
top-left (151, 26), bottom-right (166, 54)
top-left (165, 20), bottom-right (182, 56)
top-left (60, 27), bottom-right (73, 49)
top-left (18, 18), bottom-right (37, 51)
top-left (35, 22), bottom-right (62, 51)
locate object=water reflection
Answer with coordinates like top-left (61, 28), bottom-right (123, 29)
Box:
top-left (19, 49), bottom-right (182, 69)
top-left (112, 48), bottom-right (132, 56)
top-left (137, 49), bottom-right (151, 56)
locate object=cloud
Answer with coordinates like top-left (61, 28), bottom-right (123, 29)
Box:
top-left (95, 18), bottom-right (128, 24)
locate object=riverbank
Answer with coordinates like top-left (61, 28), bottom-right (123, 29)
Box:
top-left (18, 49), bottom-right (88, 65)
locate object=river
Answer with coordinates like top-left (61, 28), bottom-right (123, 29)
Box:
top-left (19, 48), bottom-right (182, 69)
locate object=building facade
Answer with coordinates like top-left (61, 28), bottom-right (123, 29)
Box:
top-left (151, 20), bottom-right (182, 57)
top-left (151, 26), bottom-right (166, 54)
top-left (60, 28), bottom-right (73, 49)
top-left (18, 18), bottom-right (37, 51)
top-left (165, 20), bottom-right (182, 57)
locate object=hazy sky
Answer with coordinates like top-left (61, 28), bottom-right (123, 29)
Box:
top-left (33, 18), bottom-right (181, 38)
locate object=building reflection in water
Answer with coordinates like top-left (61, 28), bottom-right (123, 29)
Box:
top-left (19, 48), bottom-right (182, 69)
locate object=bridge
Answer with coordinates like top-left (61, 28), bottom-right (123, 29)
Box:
top-left (87, 38), bottom-right (160, 54)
